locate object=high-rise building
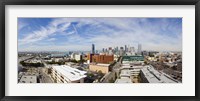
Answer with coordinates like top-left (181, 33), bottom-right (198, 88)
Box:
top-left (105, 48), bottom-right (108, 52)
top-left (119, 47), bottom-right (124, 56)
top-left (125, 45), bottom-right (127, 52)
top-left (108, 47), bottom-right (113, 55)
top-left (138, 44), bottom-right (142, 55)
top-left (114, 47), bottom-right (119, 54)
top-left (102, 48), bottom-right (105, 52)
top-left (92, 44), bottom-right (95, 54)
top-left (87, 53), bottom-right (94, 62)
top-left (130, 47), bottom-right (135, 55)
top-left (116, 47), bottom-right (119, 52)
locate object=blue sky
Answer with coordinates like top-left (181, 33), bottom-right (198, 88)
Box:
top-left (18, 18), bottom-right (182, 52)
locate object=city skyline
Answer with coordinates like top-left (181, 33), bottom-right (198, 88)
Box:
top-left (18, 18), bottom-right (182, 52)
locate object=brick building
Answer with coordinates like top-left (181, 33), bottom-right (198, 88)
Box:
top-left (87, 53), bottom-right (114, 64)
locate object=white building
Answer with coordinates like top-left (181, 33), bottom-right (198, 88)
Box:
top-left (140, 65), bottom-right (180, 83)
top-left (115, 77), bottom-right (132, 83)
top-left (19, 75), bottom-right (37, 83)
top-left (119, 47), bottom-right (124, 56)
top-left (131, 47), bottom-right (135, 55)
top-left (71, 53), bottom-right (76, 59)
top-left (53, 58), bottom-right (64, 62)
top-left (137, 44), bottom-right (142, 55)
top-left (121, 64), bottom-right (142, 76)
top-left (114, 54), bottom-right (120, 61)
top-left (116, 55), bottom-right (179, 83)
top-left (51, 65), bottom-right (87, 83)
top-left (75, 54), bottom-right (82, 61)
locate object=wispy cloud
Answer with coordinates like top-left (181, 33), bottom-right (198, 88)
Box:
top-left (47, 38), bottom-right (56, 41)
top-left (18, 18), bottom-right (182, 52)
top-left (18, 21), bottom-right (28, 30)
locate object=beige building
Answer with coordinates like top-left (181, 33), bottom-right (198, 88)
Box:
top-left (89, 63), bottom-right (110, 74)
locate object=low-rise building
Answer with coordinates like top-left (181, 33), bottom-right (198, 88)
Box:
top-left (51, 65), bottom-right (87, 83)
top-left (51, 54), bottom-right (66, 58)
top-left (140, 65), bottom-right (180, 83)
top-left (19, 75), bottom-right (37, 83)
top-left (93, 54), bottom-right (114, 64)
top-left (87, 54), bottom-right (114, 64)
top-left (122, 56), bottom-right (144, 64)
top-left (52, 58), bottom-right (64, 62)
top-left (115, 77), bottom-right (132, 83)
top-left (89, 63), bottom-right (110, 74)
top-left (75, 54), bottom-right (82, 61)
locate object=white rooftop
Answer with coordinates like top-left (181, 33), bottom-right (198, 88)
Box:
top-left (52, 65), bottom-right (87, 81)
top-left (19, 75), bottom-right (37, 83)
top-left (141, 65), bottom-right (179, 83)
top-left (121, 65), bottom-right (143, 69)
top-left (115, 77), bottom-right (132, 83)
top-left (120, 70), bottom-right (131, 77)
top-left (96, 63), bottom-right (110, 67)
top-left (91, 63), bottom-right (110, 67)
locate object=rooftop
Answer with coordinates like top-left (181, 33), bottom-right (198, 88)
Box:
top-left (115, 77), bottom-right (132, 83)
top-left (52, 65), bottom-right (87, 81)
top-left (19, 75), bottom-right (37, 83)
top-left (122, 56), bottom-right (144, 61)
top-left (50, 54), bottom-right (66, 57)
top-left (141, 65), bottom-right (179, 83)
top-left (121, 63), bottom-right (144, 69)
top-left (96, 63), bottom-right (110, 67)
top-left (90, 63), bottom-right (110, 67)
top-left (120, 70), bottom-right (131, 77)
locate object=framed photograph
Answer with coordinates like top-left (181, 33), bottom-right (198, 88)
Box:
top-left (0, 0), bottom-right (199, 101)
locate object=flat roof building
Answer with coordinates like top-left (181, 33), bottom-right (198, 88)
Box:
top-left (118, 59), bottom-right (180, 83)
top-left (87, 54), bottom-right (114, 64)
top-left (92, 54), bottom-right (114, 64)
top-left (123, 56), bottom-right (144, 61)
top-left (140, 65), bottom-right (180, 83)
top-left (115, 77), bottom-right (132, 83)
top-left (89, 63), bottom-right (110, 74)
top-left (51, 65), bottom-right (87, 83)
top-left (50, 54), bottom-right (66, 58)
top-left (19, 75), bottom-right (37, 83)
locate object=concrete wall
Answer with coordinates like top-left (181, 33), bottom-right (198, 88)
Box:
top-left (89, 65), bottom-right (109, 74)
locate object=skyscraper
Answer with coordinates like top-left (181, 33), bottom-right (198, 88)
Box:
top-left (116, 46), bottom-right (119, 52)
top-left (115, 46), bottom-right (119, 55)
top-left (125, 45), bottom-right (127, 52)
top-left (92, 44), bottom-right (95, 54)
top-left (138, 44), bottom-right (142, 55)
top-left (130, 47), bottom-right (135, 55)
top-left (119, 47), bottom-right (124, 56)
top-left (108, 47), bottom-right (113, 55)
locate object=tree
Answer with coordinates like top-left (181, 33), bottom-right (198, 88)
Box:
top-left (97, 70), bottom-right (104, 77)
top-left (70, 59), bottom-right (78, 63)
top-left (109, 78), bottom-right (115, 83)
top-left (87, 73), bottom-right (94, 77)
top-left (115, 72), bottom-right (118, 79)
top-left (77, 59), bottom-right (86, 64)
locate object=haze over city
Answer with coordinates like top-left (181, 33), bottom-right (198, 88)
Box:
top-left (18, 18), bottom-right (182, 52)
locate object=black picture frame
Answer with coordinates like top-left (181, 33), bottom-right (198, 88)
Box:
top-left (0, 0), bottom-right (199, 101)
